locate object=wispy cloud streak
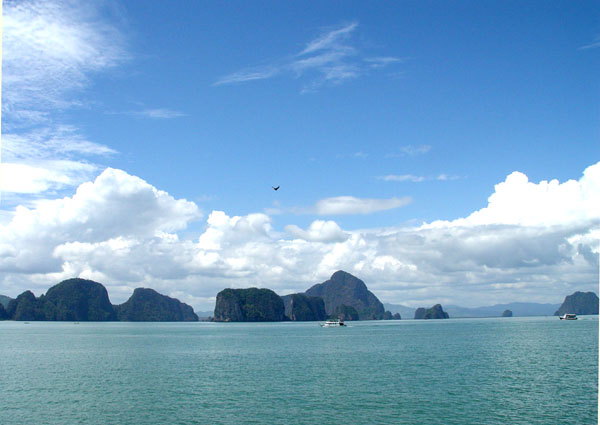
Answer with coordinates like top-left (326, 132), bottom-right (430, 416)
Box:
top-left (215, 22), bottom-right (402, 92)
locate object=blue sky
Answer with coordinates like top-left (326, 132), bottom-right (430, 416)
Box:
top-left (1, 0), bottom-right (599, 311)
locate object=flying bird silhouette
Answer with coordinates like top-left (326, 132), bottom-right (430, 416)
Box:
top-left (272, 186), bottom-right (280, 191)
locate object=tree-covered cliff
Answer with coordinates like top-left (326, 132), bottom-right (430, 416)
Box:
top-left (282, 293), bottom-right (327, 321)
top-left (213, 288), bottom-right (285, 322)
top-left (4, 278), bottom-right (198, 322)
top-left (116, 288), bottom-right (198, 321)
top-left (42, 278), bottom-right (117, 321)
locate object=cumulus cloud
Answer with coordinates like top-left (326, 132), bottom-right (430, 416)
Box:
top-left (0, 168), bottom-right (200, 275)
top-left (286, 220), bottom-right (349, 242)
top-left (0, 163), bottom-right (597, 312)
top-left (425, 162), bottom-right (600, 228)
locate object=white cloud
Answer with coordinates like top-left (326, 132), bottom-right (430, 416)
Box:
top-left (286, 220), bottom-right (349, 242)
top-left (425, 162), bottom-right (600, 228)
top-left (0, 168), bottom-right (200, 275)
top-left (1, 127), bottom-right (116, 196)
top-left (2, 1), bottom-right (125, 201)
top-left (365, 57), bottom-right (405, 68)
top-left (300, 22), bottom-right (358, 55)
top-left (386, 145), bottom-right (432, 157)
top-left (380, 174), bottom-right (425, 183)
top-left (0, 163), bottom-right (597, 312)
top-left (215, 22), bottom-right (403, 92)
top-left (0, 161), bottom-right (97, 194)
top-left (2, 0), bottom-right (126, 119)
top-left (314, 196), bottom-right (412, 215)
top-left (130, 109), bottom-right (186, 119)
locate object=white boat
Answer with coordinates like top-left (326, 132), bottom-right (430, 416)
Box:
top-left (559, 314), bottom-right (578, 320)
top-left (321, 319), bottom-right (345, 327)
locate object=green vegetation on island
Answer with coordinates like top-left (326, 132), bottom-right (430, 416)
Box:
top-left (42, 278), bottom-right (117, 321)
top-left (213, 288), bottom-right (285, 322)
top-left (2, 278), bottom-right (198, 322)
top-left (214, 271), bottom-right (397, 322)
top-left (501, 309), bottom-right (513, 317)
top-left (282, 293), bottom-right (328, 321)
top-left (116, 287), bottom-right (198, 321)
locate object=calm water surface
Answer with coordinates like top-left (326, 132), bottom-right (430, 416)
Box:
top-left (1, 317), bottom-right (597, 424)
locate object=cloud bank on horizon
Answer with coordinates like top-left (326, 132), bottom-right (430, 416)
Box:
top-left (0, 163), bottom-right (597, 311)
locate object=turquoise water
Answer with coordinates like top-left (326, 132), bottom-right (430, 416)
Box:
top-left (1, 317), bottom-right (597, 424)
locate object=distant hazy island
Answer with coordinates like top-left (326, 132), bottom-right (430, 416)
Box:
top-left (0, 278), bottom-right (198, 322)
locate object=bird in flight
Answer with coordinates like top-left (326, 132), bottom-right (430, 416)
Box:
top-left (272, 186), bottom-right (280, 191)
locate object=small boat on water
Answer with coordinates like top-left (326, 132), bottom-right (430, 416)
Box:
top-left (559, 314), bottom-right (578, 320)
top-left (321, 319), bottom-right (345, 327)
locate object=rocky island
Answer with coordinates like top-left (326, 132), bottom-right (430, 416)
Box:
top-left (2, 278), bottom-right (198, 322)
top-left (305, 270), bottom-right (386, 320)
top-left (213, 271), bottom-right (396, 322)
top-left (414, 304), bottom-right (449, 319)
top-left (116, 287), bottom-right (198, 321)
top-left (554, 291), bottom-right (599, 316)
top-left (213, 288), bottom-right (285, 322)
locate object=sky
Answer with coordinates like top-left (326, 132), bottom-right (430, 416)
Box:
top-left (1, 0), bottom-right (599, 312)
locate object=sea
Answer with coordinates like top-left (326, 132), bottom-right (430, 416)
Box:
top-left (1, 316), bottom-right (597, 425)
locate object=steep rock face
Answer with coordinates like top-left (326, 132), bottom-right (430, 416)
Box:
top-left (42, 278), bottom-right (117, 321)
top-left (305, 271), bottom-right (385, 320)
top-left (502, 309), bottom-right (513, 317)
top-left (0, 303), bottom-right (9, 320)
top-left (282, 293), bottom-right (327, 321)
top-left (414, 304), bottom-right (449, 319)
top-left (116, 288), bottom-right (198, 322)
top-left (554, 292), bottom-right (599, 316)
top-left (214, 288), bottom-right (285, 322)
top-left (7, 291), bottom-right (45, 321)
top-left (332, 304), bottom-right (359, 321)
